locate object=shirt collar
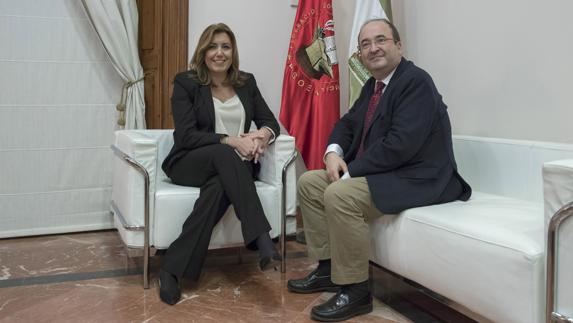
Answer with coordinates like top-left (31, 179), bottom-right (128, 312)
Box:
top-left (375, 66), bottom-right (397, 89)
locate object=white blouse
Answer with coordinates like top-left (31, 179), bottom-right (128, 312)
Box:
top-left (213, 95), bottom-right (250, 160)
top-left (213, 95), bottom-right (245, 137)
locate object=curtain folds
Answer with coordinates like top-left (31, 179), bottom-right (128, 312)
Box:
top-left (81, 0), bottom-right (146, 129)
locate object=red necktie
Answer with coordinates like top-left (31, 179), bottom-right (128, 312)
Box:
top-left (357, 81), bottom-right (385, 157)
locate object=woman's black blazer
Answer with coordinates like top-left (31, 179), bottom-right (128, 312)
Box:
top-left (162, 71), bottom-right (280, 176)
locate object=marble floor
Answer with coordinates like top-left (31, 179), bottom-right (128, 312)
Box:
top-left (0, 231), bottom-right (471, 323)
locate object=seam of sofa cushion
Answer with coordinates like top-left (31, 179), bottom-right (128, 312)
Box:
top-left (405, 216), bottom-right (544, 260)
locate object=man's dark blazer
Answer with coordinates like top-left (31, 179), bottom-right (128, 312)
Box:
top-left (162, 71), bottom-right (280, 176)
top-left (329, 58), bottom-right (471, 214)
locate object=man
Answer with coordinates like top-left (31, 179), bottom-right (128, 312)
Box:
top-left (287, 19), bottom-right (471, 322)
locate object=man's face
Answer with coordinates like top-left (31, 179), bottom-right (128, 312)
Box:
top-left (358, 21), bottom-right (402, 78)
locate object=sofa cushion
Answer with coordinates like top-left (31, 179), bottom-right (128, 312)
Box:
top-left (369, 191), bottom-right (544, 323)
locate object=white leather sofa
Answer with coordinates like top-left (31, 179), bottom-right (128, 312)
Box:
top-left (110, 130), bottom-right (297, 288)
top-left (369, 135), bottom-right (573, 323)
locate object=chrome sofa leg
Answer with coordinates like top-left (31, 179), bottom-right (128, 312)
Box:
top-left (281, 151), bottom-right (298, 273)
top-left (111, 144), bottom-right (151, 289)
top-left (143, 246), bottom-right (149, 289)
top-left (546, 201), bottom-right (573, 323)
top-left (124, 245), bottom-right (130, 272)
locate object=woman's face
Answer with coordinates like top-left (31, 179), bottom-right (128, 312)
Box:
top-left (204, 32), bottom-right (233, 76)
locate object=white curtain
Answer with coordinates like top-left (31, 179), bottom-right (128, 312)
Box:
top-left (0, 0), bottom-right (122, 237)
top-left (81, 0), bottom-right (146, 129)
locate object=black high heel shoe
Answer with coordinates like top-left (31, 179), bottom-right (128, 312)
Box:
top-left (159, 269), bottom-right (181, 305)
top-left (259, 252), bottom-right (282, 271)
top-left (256, 233), bottom-right (282, 271)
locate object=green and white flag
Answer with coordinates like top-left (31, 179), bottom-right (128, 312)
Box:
top-left (348, 0), bottom-right (392, 108)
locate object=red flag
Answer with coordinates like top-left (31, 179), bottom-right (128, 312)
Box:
top-left (280, 0), bottom-right (340, 170)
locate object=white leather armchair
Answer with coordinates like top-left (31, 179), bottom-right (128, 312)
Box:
top-left (110, 129), bottom-right (297, 288)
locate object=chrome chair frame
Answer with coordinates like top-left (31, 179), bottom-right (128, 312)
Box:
top-left (546, 201), bottom-right (573, 323)
top-left (111, 144), bottom-right (297, 289)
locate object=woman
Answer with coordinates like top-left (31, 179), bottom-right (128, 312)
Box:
top-left (158, 23), bottom-right (282, 305)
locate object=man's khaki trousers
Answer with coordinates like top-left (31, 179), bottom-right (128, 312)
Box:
top-left (298, 170), bottom-right (383, 285)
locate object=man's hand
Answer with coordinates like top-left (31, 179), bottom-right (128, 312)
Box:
top-left (325, 152), bottom-right (348, 183)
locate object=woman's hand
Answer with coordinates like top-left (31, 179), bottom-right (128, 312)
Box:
top-left (241, 128), bottom-right (272, 163)
top-left (227, 136), bottom-right (256, 158)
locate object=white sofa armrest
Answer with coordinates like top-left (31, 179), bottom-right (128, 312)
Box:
top-left (112, 130), bottom-right (161, 227)
top-left (543, 159), bottom-right (573, 320)
top-left (111, 130), bottom-right (173, 239)
top-left (258, 135), bottom-right (297, 216)
top-left (544, 159), bottom-right (573, 225)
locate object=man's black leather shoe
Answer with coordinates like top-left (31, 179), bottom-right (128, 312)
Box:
top-left (287, 268), bottom-right (340, 294)
top-left (310, 285), bottom-right (372, 322)
top-left (159, 269), bottom-right (180, 305)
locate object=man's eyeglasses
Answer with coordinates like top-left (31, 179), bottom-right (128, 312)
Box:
top-left (358, 36), bottom-right (395, 52)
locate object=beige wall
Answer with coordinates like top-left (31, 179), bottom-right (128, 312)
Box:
top-left (392, 0), bottom-right (573, 144)
top-left (188, 0), bottom-right (357, 125)
top-left (188, 1), bottom-right (296, 125)
top-left (189, 0), bottom-right (573, 144)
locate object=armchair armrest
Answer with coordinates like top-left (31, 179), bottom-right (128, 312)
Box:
top-left (543, 159), bottom-right (573, 321)
top-left (111, 130), bottom-right (172, 231)
top-left (258, 135), bottom-right (297, 216)
top-left (111, 129), bottom-right (173, 289)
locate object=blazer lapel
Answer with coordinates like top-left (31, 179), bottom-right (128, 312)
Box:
top-left (200, 85), bottom-right (216, 127)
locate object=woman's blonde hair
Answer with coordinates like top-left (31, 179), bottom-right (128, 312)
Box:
top-left (189, 23), bottom-right (247, 87)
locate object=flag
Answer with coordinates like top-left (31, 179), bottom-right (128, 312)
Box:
top-left (279, 0), bottom-right (340, 170)
top-left (348, 0), bottom-right (392, 107)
